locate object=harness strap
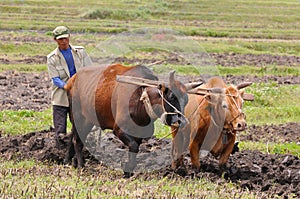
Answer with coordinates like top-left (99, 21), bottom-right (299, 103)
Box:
top-left (140, 88), bottom-right (158, 119)
top-left (225, 93), bottom-right (244, 127)
top-left (157, 89), bottom-right (185, 118)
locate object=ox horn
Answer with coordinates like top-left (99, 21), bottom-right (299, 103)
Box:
top-left (237, 82), bottom-right (252, 90)
top-left (169, 70), bottom-right (176, 83)
top-left (208, 87), bottom-right (225, 94)
top-left (185, 82), bottom-right (203, 91)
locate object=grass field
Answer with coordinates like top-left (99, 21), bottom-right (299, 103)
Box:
top-left (0, 0), bottom-right (300, 198)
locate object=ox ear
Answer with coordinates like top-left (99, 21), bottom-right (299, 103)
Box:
top-left (237, 82), bottom-right (252, 90)
top-left (205, 94), bottom-right (211, 101)
top-left (240, 89), bottom-right (254, 101)
top-left (157, 83), bottom-right (166, 93)
top-left (243, 93), bottom-right (255, 101)
top-left (204, 94), bottom-right (219, 106)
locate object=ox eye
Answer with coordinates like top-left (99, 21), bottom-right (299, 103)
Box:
top-left (222, 103), bottom-right (228, 109)
top-left (169, 93), bottom-right (175, 100)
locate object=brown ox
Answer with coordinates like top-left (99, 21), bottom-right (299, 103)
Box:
top-left (64, 63), bottom-right (201, 177)
top-left (171, 77), bottom-right (253, 171)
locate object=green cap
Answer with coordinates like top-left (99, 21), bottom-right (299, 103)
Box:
top-left (52, 26), bottom-right (70, 39)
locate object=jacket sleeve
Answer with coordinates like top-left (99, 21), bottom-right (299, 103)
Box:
top-left (47, 54), bottom-right (60, 79)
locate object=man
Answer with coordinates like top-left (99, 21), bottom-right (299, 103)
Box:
top-left (47, 26), bottom-right (93, 147)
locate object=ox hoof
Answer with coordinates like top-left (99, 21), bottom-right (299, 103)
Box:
top-left (72, 158), bottom-right (78, 168)
top-left (122, 162), bottom-right (136, 171)
top-left (121, 162), bottom-right (136, 178)
top-left (63, 157), bottom-right (72, 165)
top-left (173, 165), bottom-right (187, 177)
top-left (55, 133), bottom-right (69, 150)
top-left (231, 142), bottom-right (239, 154)
top-left (191, 166), bottom-right (200, 174)
top-left (123, 172), bottom-right (134, 178)
top-left (171, 158), bottom-right (184, 170)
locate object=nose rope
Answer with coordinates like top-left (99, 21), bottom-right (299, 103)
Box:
top-left (157, 89), bottom-right (186, 119)
top-left (226, 92), bottom-right (245, 127)
top-left (140, 87), bottom-right (186, 122)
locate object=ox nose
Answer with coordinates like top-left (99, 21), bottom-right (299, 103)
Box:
top-left (167, 114), bottom-right (187, 128)
top-left (179, 115), bottom-right (188, 127)
top-left (172, 116), bottom-right (187, 128)
top-left (236, 121), bottom-right (247, 131)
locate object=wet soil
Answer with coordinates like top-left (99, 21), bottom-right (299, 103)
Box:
top-left (0, 128), bottom-right (299, 198)
top-left (0, 53), bottom-right (299, 197)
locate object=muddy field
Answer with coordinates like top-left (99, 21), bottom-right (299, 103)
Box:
top-left (0, 53), bottom-right (299, 197)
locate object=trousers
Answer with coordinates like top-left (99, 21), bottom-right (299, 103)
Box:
top-left (53, 105), bottom-right (70, 137)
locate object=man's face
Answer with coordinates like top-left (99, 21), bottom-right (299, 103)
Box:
top-left (55, 36), bottom-right (70, 50)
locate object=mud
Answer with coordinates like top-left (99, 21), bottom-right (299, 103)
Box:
top-left (0, 70), bottom-right (51, 111)
top-left (243, 123), bottom-right (300, 144)
top-left (0, 128), bottom-right (299, 198)
top-left (210, 52), bottom-right (300, 67)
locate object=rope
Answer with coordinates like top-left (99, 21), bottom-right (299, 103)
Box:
top-left (225, 92), bottom-right (244, 128)
top-left (139, 88), bottom-right (158, 120)
top-left (157, 89), bottom-right (186, 119)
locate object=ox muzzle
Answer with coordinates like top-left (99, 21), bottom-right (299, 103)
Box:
top-left (161, 112), bottom-right (188, 128)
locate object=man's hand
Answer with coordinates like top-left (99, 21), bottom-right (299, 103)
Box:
top-left (63, 83), bottom-right (68, 90)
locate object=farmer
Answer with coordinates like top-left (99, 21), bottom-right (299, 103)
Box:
top-left (47, 25), bottom-right (93, 148)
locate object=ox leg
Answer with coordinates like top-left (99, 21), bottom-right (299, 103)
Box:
top-left (64, 131), bottom-right (75, 165)
top-left (190, 140), bottom-right (201, 171)
top-left (114, 129), bottom-right (141, 178)
top-left (73, 129), bottom-right (84, 168)
top-left (218, 135), bottom-right (235, 173)
top-left (72, 119), bottom-right (93, 168)
top-left (122, 151), bottom-right (138, 178)
top-left (171, 127), bottom-right (188, 170)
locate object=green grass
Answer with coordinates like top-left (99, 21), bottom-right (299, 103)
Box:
top-left (244, 83), bottom-right (300, 125)
top-left (0, 0), bottom-right (300, 40)
top-left (0, 64), bottom-right (47, 72)
top-left (240, 142), bottom-right (300, 157)
top-left (2, 31), bottom-right (300, 58)
top-left (218, 65), bottom-right (300, 76)
top-left (0, 158), bottom-right (267, 199)
top-left (0, 42), bottom-right (56, 57)
top-left (0, 109), bottom-right (53, 136)
top-left (1, 63), bottom-right (299, 77)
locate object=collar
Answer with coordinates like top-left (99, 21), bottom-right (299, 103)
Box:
top-left (54, 44), bottom-right (77, 56)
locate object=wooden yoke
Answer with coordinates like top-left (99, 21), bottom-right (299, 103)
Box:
top-left (116, 75), bottom-right (203, 95)
top-left (116, 75), bottom-right (164, 88)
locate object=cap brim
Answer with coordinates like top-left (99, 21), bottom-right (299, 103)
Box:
top-left (55, 34), bottom-right (69, 39)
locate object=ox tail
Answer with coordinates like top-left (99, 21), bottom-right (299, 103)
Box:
top-left (64, 74), bottom-right (77, 92)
